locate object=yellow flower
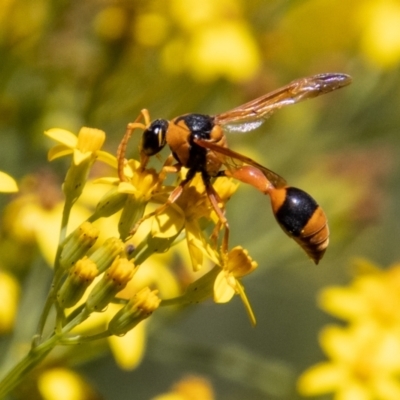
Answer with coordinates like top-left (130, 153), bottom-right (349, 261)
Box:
top-left (38, 367), bottom-right (95, 400)
top-left (152, 375), bottom-right (215, 400)
top-left (162, 246), bottom-right (257, 325)
top-left (213, 246), bottom-right (258, 325)
top-left (96, 159), bottom-right (161, 239)
top-left (187, 21), bottom-right (261, 82)
top-left (152, 173), bottom-right (209, 237)
top-left (161, 0), bottom-right (260, 82)
top-left (170, 0), bottom-right (241, 30)
top-left (208, 176), bottom-right (239, 225)
top-left (0, 271), bottom-right (20, 333)
top-left (360, 0), bottom-right (400, 69)
top-left (298, 324), bottom-right (400, 399)
top-left (45, 127), bottom-right (112, 166)
top-left (45, 127), bottom-right (115, 205)
top-left (319, 262), bottom-right (400, 330)
top-left (2, 175), bottom-right (91, 266)
top-left (107, 317), bottom-right (148, 370)
top-left (0, 171), bottom-right (18, 193)
top-left (94, 6), bottom-right (129, 42)
top-left (133, 13), bottom-right (169, 47)
top-left (117, 159), bottom-right (161, 202)
top-left (152, 172), bottom-right (238, 271)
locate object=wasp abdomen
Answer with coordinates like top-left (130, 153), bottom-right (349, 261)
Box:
top-left (270, 187), bottom-right (329, 264)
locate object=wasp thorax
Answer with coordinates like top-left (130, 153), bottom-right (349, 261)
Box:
top-left (141, 119), bottom-right (169, 156)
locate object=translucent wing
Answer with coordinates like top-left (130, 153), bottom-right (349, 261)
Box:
top-left (194, 138), bottom-right (287, 188)
top-left (214, 73), bottom-right (352, 132)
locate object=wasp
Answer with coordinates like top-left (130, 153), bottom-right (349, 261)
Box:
top-left (117, 73), bottom-right (352, 264)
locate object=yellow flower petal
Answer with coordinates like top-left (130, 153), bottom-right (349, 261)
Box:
top-left (318, 286), bottom-right (370, 321)
top-left (97, 150), bottom-right (117, 168)
top-left (319, 326), bottom-right (356, 362)
top-left (48, 144), bottom-right (73, 161)
top-left (373, 376), bottom-right (400, 400)
top-left (94, 6), bottom-right (129, 41)
top-left (76, 127), bottom-right (105, 153)
top-left (38, 368), bottom-right (89, 400)
top-left (45, 128), bottom-right (78, 148)
top-left (92, 177), bottom-right (120, 185)
top-left (152, 375), bottom-right (214, 400)
top-left (134, 13), bottom-right (168, 46)
top-left (188, 21), bottom-right (260, 82)
top-left (360, 0), bottom-right (400, 69)
top-left (225, 246), bottom-right (257, 277)
top-left (0, 272), bottom-right (20, 333)
top-left (213, 271), bottom-right (235, 303)
top-left (235, 282), bottom-right (256, 326)
top-left (297, 362), bottom-right (346, 395)
top-left (185, 220), bottom-right (206, 271)
top-left (35, 203), bottom-right (92, 266)
top-left (152, 204), bottom-right (185, 238)
top-left (338, 383), bottom-right (372, 400)
top-left (0, 171), bottom-right (18, 193)
top-left (108, 318), bottom-right (147, 370)
top-left (374, 331), bottom-right (400, 371)
top-left (118, 181), bottom-right (139, 195)
top-left (73, 149), bottom-right (92, 165)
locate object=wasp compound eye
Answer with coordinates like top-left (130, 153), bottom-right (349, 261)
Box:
top-left (141, 119), bottom-right (168, 156)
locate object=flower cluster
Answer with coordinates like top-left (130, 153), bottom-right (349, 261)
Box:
top-left (94, 0), bottom-right (261, 82)
top-left (0, 125), bottom-right (258, 397)
top-left (298, 260), bottom-right (400, 400)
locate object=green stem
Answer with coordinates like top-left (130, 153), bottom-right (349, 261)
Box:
top-left (1, 305), bottom-right (96, 397)
top-left (33, 197), bottom-right (74, 345)
top-left (54, 197), bottom-right (74, 273)
top-left (0, 335), bottom-right (58, 398)
top-left (61, 307), bottom-right (91, 333)
top-left (59, 330), bottom-right (111, 345)
top-left (32, 269), bottom-right (64, 348)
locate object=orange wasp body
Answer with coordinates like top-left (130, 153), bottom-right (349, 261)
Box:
top-left (117, 73), bottom-right (352, 264)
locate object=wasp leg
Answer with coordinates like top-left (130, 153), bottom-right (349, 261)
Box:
top-left (117, 109), bottom-right (151, 181)
top-left (129, 175), bottom-right (190, 236)
top-left (204, 180), bottom-right (230, 255)
top-left (158, 154), bottom-right (181, 180)
top-left (130, 159), bottom-right (186, 237)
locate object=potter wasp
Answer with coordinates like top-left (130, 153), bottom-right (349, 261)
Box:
top-left (117, 73), bottom-right (352, 264)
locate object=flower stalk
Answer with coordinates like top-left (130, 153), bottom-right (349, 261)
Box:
top-left (0, 124), bottom-right (259, 397)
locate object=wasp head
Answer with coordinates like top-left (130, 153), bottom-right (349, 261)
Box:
top-left (141, 119), bottom-right (168, 156)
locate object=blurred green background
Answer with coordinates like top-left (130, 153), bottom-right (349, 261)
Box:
top-left (1, 0), bottom-right (400, 398)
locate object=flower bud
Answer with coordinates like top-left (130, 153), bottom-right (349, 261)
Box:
top-left (131, 232), bottom-right (179, 266)
top-left (85, 257), bottom-right (136, 312)
top-left (108, 287), bottom-right (160, 335)
top-left (57, 257), bottom-right (98, 308)
top-left (89, 186), bottom-right (128, 221)
top-left (59, 222), bottom-right (99, 270)
top-left (88, 237), bottom-right (124, 273)
top-left (118, 195), bottom-right (147, 240)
